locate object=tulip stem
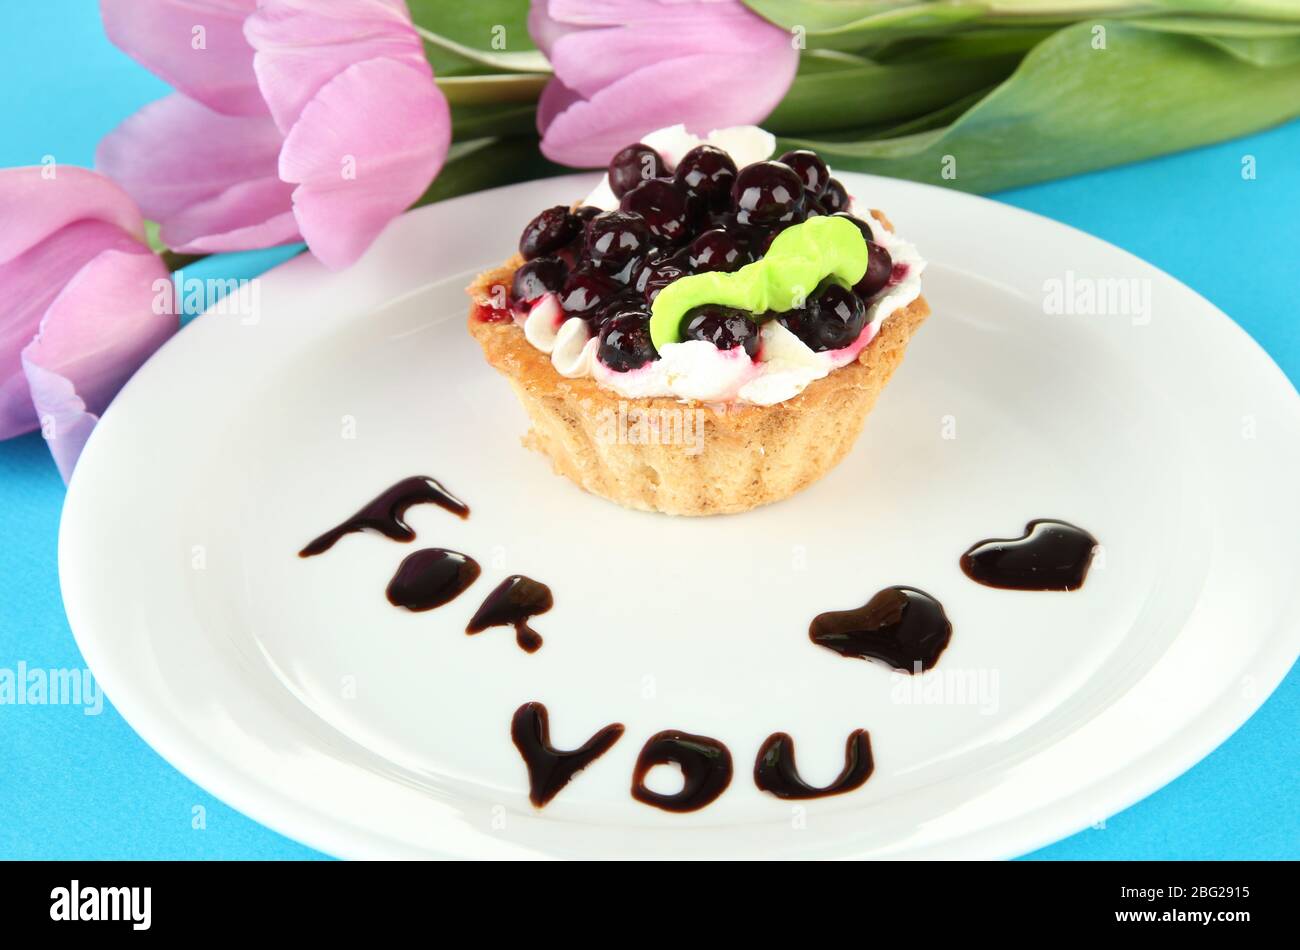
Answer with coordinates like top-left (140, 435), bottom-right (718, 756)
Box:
top-left (160, 250), bottom-right (207, 273)
top-left (412, 25), bottom-right (551, 74)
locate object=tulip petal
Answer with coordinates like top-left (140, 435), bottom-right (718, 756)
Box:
top-left (527, 0), bottom-right (574, 58)
top-left (540, 51), bottom-right (799, 166)
top-left (549, 9), bottom-right (792, 99)
top-left (245, 0), bottom-right (426, 134)
top-left (19, 361), bottom-right (98, 483)
top-left (100, 0), bottom-right (266, 116)
top-left (536, 75), bottom-right (583, 136)
top-left (546, 0), bottom-right (793, 32)
top-left (21, 247), bottom-right (176, 481)
top-left (546, 0), bottom-right (705, 27)
top-left (0, 166), bottom-right (144, 266)
top-left (97, 93), bottom-right (298, 251)
top-left (532, 0), bottom-right (800, 168)
top-left (0, 220), bottom-right (144, 439)
top-left (163, 177), bottom-right (300, 253)
top-left (278, 57), bottom-right (450, 269)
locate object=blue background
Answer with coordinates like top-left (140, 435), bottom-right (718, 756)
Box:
top-left (1, 3), bottom-right (1295, 860)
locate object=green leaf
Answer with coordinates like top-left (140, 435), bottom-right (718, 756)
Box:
top-left (779, 21), bottom-right (1300, 193)
top-left (870, 27), bottom-right (1057, 63)
top-left (745, 1), bottom-right (988, 46)
top-left (1128, 17), bottom-right (1300, 65)
top-left (744, 1), bottom-right (1300, 47)
top-left (767, 28), bottom-right (1054, 135)
top-left (766, 40), bottom-right (1025, 134)
top-left (405, 0), bottom-right (549, 75)
top-left (976, 0), bottom-right (1153, 13)
top-left (975, 0), bottom-right (1300, 18)
top-left (820, 86), bottom-right (997, 142)
top-left (411, 137), bottom-right (567, 210)
top-left (450, 101), bottom-right (539, 140)
top-left (438, 73), bottom-right (548, 106)
top-left (1127, 15), bottom-right (1300, 38)
top-left (1143, 0), bottom-right (1300, 19)
top-left (796, 49), bottom-right (875, 72)
top-left (415, 27), bottom-right (550, 74)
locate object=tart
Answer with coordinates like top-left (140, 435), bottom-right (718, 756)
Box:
top-left (467, 126), bottom-right (930, 516)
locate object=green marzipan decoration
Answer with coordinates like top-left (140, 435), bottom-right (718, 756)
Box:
top-left (649, 215), bottom-right (868, 349)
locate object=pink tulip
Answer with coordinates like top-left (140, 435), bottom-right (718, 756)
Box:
top-left (529, 0), bottom-right (799, 167)
top-left (98, 0), bottom-right (451, 270)
top-left (0, 167), bottom-right (177, 481)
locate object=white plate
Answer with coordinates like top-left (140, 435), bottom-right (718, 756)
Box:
top-left (60, 173), bottom-right (1300, 860)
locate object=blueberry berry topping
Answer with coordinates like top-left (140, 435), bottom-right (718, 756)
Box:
top-left (589, 288), bottom-right (642, 335)
top-left (512, 144), bottom-right (913, 371)
top-left (584, 210), bottom-right (650, 275)
top-left (702, 210), bottom-right (764, 250)
top-left (680, 304), bottom-right (761, 357)
top-left (778, 149), bottom-right (830, 198)
top-left (598, 309), bottom-right (659, 371)
top-left (510, 256), bottom-right (567, 309)
top-left (813, 279), bottom-right (868, 349)
top-left (854, 240), bottom-right (893, 300)
top-left (635, 248), bottom-right (692, 303)
top-left (519, 206), bottom-right (581, 260)
top-left (687, 229), bottom-right (750, 274)
top-left (559, 266), bottom-right (621, 321)
top-left (732, 160), bottom-right (804, 227)
top-left (777, 277), bottom-right (866, 352)
top-left (705, 209), bottom-right (741, 230)
top-left (820, 178), bottom-right (850, 214)
top-left (831, 211), bottom-right (873, 243)
top-left (620, 178), bottom-right (692, 245)
top-left (647, 215), bottom-right (867, 349)
top-left (609, 144), bottom-right (668, 199)
top-left (674, 145), bottom-right (738, 211)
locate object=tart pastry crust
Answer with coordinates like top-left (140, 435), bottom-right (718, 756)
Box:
top-left (466, 212), bottom-right (930, 516)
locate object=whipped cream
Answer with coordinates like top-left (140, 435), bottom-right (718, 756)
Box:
top-left (518, 125), bottom-right (926, 407)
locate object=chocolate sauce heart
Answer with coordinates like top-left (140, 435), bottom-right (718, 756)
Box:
top-left (809, 586), bottom-right (952, 672)
top-left (961, 519), bottom-right (1098, 591)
